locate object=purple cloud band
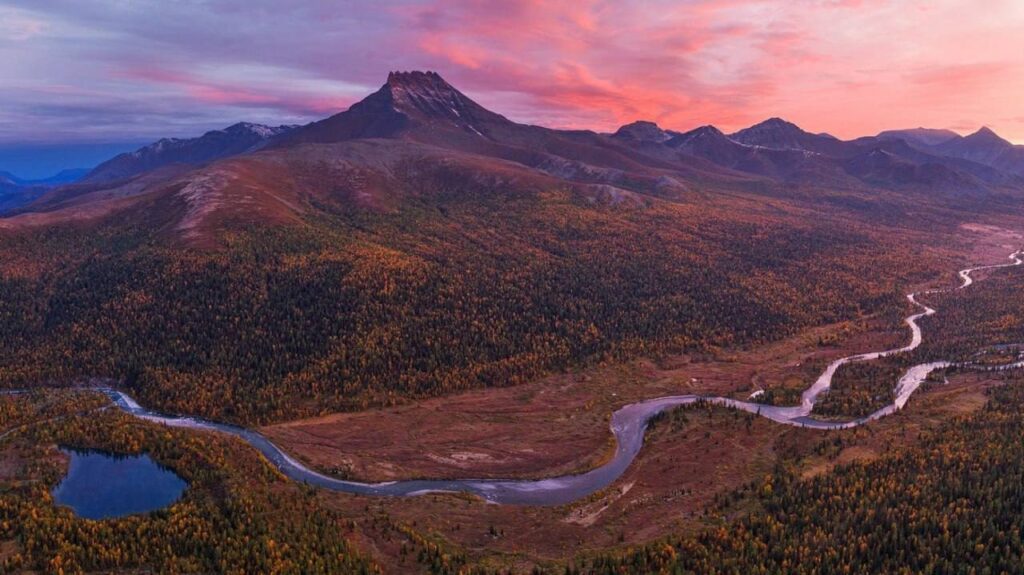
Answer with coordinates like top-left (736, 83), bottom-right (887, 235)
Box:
top-left (1, 0), bottom-right (1022, 144)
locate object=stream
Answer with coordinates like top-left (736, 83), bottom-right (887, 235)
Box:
top-left (4, 250), bottom-right (1023, 505)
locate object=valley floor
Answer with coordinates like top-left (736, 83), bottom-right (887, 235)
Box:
top-left (318, 371), bottom-right (1006, 573)
top-left (253, 221), bottom-right (1024, 571)
top-left (264, 221), bottom-right (1023, 483)
top-left (3, 221), bottom-right (1024, 573)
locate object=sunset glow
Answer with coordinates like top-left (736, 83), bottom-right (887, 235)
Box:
top-left (1, 0), bottom-right (1023, 143)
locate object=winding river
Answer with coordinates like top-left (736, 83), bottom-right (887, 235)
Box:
top-left (5, 250), bottom-right (1024, 505)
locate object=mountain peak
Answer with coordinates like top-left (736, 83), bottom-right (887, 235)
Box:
top-left (668, 125), bottom-right (727, 145)
top-left (275, 71), bottom-right (508, 146)
top-left (728, 117), bottom-right (850, 156)
top-left (613, 121), bottom-right (673, 143)
top-left (344, 70), bottom-right (505, 131)
top-left (379, 70), bottom-right (471, 115)
top-left (691, 124), bottom-right (725, 136)
top-left (750, 117), bottom-right (801, 132)
top-left (967, 126), bottom-right (1009, 144)
top-left (665, 124), bottom-right (730, 151)
top-left (931, 124), bottom-right (1022, 173)
top-left (386, 70), bottom-right (446, 88)
top-left (617, 120), bottom-right (662, 131)
top-left (729, 117), bottom-right (807, 146)
top-left (222, 122), bottom-right (296, 139)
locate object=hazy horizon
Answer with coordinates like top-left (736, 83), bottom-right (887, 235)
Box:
top-left (0, 141), bottom-right (146, 180)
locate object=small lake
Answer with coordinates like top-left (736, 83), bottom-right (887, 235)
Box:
top-left (51, 448), bottom-right (187, 519)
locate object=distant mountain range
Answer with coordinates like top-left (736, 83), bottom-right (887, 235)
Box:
top-left (5, 70), bottom-right (1024, 225)
top-left (0, 123), bottom-right (295, 214)
top-left (620, 117), bottom-right (1024, 194)
top-left (0, 168), bottom-right (91, 212)
top-left (1, 168), bottom-right (89, 187)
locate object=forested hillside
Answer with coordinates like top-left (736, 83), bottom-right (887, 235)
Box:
top-left (0, 390), bottom-right (377, 574)
top-left (0, 166), bottom-right (947, 423)
top-left (815, 261), bottom-right (1024, 418)
top-left (583, 375), bottom-right (1024, 574)
top-left (0, 71), bottom-right (1013, 426)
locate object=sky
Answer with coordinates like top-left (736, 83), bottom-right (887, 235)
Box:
top-left (1, 0), bottom-right (1023, 176)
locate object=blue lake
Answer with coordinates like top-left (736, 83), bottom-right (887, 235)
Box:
top-left (51, 448), bottom-right (188, 519)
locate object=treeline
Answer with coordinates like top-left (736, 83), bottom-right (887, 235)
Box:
top-left (0, 391), bottom-right (378, 574)
top-left (579, 372), bottom-right (1024, 574)
top-left (0, 177), bottom-right (943, 424)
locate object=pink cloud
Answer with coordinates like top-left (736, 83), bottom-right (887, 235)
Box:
top-left (112, 65), bottom-right (352, 116)
top-left (0, 7), bottom-right (46, 41)
top-left (5, 0), bottom-right (1024, 144)
top-left (378, 0), bottom-right (1024, 141)
top-left (908, 62), bottom-right (1012, 90)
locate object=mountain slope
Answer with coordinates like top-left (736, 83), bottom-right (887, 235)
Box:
top-left (0, 70), bottom-right (983, 424)
top-left (275, 71), bottom-right (749, 193)
top-left (16, 72), bottom-right (1021, 237)
top-left (877, 127), bottom-right (961, 147)
top-left (277, 71), bottom-right (510, 144)
top-left (83, 122), bottom-right (297, 184)
top-left (729, 118), bottom-right (852, 157)
top-left (0, 141), bottom-right (950, 423)
top-left (935, 127), bottom-right (1024, 176)
top-left (1, 169), bottom-right (93, 213)
top-left (7, 72), bottom-right (762, 235)
top-left (663, 124), bottom-right (856, 185)
top-left (0, 171), bottom-right (21, 186)
top-left (842, 148), bottom-right (984, 194)
top-left (0, 172), bottom-right (47, 213)
top-left (619, 121), bottom-right (1005, 194)
top-left (28, 168), bottom-right (90, 186)
top-left (0, 168), bottom-right (87, 187)
top-left (611, 121), bottom-right (679, 144)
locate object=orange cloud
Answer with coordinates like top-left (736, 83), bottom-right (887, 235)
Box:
top-left (389, 0), bottom-right (1024, 141)
top-left (5, 0), bottom-right (1024, 144)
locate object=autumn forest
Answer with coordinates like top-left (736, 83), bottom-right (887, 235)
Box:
top-left (3, 16), bottom-right (1024, 571)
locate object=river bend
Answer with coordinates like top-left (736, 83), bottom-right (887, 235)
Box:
top-left (4, 250), bottom-right (1023, 505)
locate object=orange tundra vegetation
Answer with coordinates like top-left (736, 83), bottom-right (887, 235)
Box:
top-left (0, 161), bottom-right (954, 424)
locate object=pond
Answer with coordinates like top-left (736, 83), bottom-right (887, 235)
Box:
top-left (51, 448), bottom-right (188, 519)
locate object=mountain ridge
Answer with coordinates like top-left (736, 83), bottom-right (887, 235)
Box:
top-left (82, 122), bottom-right (298, 184)
top-left (6, 70), bottom-right (1024, 238)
